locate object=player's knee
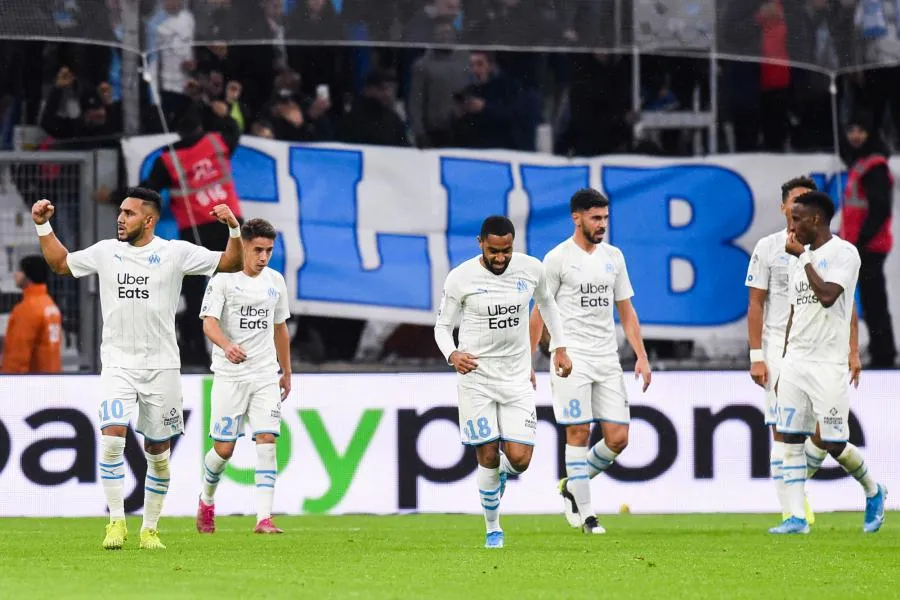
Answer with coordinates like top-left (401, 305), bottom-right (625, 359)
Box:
top-left (255, 434), bottom-right (276, 445)
top-left (144, 440), bottom-right (171, 455)
top-left (824, 441), bottom-right (846, 458)
top-left (510, 456), bottom-right (532, 472)
top-left (214, 441), bottom-right (236, 460)
top-left (565, 425), bottom-right (591, 447)
top-left (475, 443), bottom-right (500, 468)
top-left (606, 435), bottom-right (628, 454)
top-left (101, 425), bottom-right (128, 439)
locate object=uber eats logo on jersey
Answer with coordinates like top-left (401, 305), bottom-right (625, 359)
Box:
top-left (239, 306), bottom-right (270, 329)
top-left (794, 281), bottom-right (820, 306)
top-left (117, 273), bottom-right (150, 299)
top-left (579, 283), bottom-right (611, 307)
top-left (487, 304), bottom-right (520, 329)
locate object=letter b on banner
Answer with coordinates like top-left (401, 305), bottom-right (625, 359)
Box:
top-left (602, 166), bottom-right (753, 325)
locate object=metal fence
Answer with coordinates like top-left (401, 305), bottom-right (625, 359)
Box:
top-left (0, 151), bottom-right (99, 372)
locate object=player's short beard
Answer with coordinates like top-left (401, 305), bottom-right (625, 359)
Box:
top-left (582, 223), bottom-right (604, 245)
top-left (121, 224), bottom-right (143, 244)
top-left (482, 251), bottom-right (509, 275)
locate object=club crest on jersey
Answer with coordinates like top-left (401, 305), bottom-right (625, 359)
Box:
top-left (605, 263), bottom-right (615, 273)
top-left (818, 259), bottom-right (827, 270)
top-left (778, 255), bottom-right (790, 264)
top-left (268, 287), bottom-right (278, 298)
top-left (148, 253), bottom-right (161, 265)
top-left (516, 279), bottom-right (528, 292)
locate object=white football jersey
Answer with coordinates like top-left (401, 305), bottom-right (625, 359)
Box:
top-left (200, 268), bottom-right (290, 380)
top-left (786, 236), bottom-right (860, 364)
top-left (542, 238), bottom-right (634, 358)
top-left (434, 253), bottom-right (566, 382)
top-left (66, 236), bottom-right (221, 370)
top-left (746, 230), bottom-right (795, 355)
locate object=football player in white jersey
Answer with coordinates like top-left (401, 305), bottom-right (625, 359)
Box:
top-left (747, 176), bottom-right (821, 526)
top-left (770, 191), bottom-right (886, 534)
top-left (196, 218), bottom-right (292, 535)
top-left (529, 188), bottom-right (651, 534)
top-left (434, 215), bottom-right (572, 549)
top-left (31, 188), bottom-right (243, 550)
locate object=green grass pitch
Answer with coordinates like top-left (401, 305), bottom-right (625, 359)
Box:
top-left (0, 513), bottom-right (897, 599)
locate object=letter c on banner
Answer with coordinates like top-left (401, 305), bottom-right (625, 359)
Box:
top-left (602, 165), bottom-right (754, 326)
top-left (290, 147), bottom-right (431, 309)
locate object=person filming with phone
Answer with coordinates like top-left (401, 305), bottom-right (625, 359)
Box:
top-left (264, 69), bottom-right (333, 142)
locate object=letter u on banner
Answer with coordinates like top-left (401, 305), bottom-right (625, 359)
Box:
top-left (290, 147), bottom-right (431, 309)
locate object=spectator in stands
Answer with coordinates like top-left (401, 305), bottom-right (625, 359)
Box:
top-left (403, 0), bottom-right (462, 42)
top-left (339, 70), bottom-right (410, 146)
top-left (409, 20), bottom-right (470, 148)
top-left (40, 67), bottom-right (123, 148)
top-left (555, 51), bottom-right (632, 157)
top-left (1, 255), bottom-right (62, 374)
top-left (98, 102), bottom-right (243, 367)
top-left (451, 51), bottom-right (523, 150)
top-left (148, 0), bottom-right (197, 126)
top-left (287, 0), bottom-right (345, 40)
top-left (232, 0), bottom-right (289, 113)
top-left (840, 112), bottom-right (897, 369)
top-left (265, 69), bottom-right (333, 142)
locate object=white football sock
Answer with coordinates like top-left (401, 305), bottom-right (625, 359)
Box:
top-left (255, 443), bottom-right (277, 521)
top-left (771, 441), bottom-right (789, 518)
top-left (476, 464), bottom-right (502, 532)
top-left (804, 438), bottom-right (828, 479)
top-left (200, 448), bottom-right (228, 505)
top-left (586, 440), bottom-right (618, 478)
top-left (498, 451), bottom-right (521, 476)
top-left (99, 435), bottom-right (126, 521)
top-left (782, 443), bottom-right (806, 520)
top-left (835, 443), bottom-right (878, 497)
top-left (565, 444), bottom-right (593, 523)
top-left (142, 449), bottom-right (171, 531)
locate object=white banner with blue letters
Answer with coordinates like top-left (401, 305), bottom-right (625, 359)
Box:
top-left (122, 136), bottom-right (900, 357)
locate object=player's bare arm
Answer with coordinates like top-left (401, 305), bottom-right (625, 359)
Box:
top-left (528, 306), bottom-right (544, 356)
top-left (849, 304), bottom-right (861, 388)
top-left (211, 204), bottom-right (244, 273)
top-left (616, 298), bottom-right (651, 392)
top-left (202, 316), bottom-right (247, 364)
top-left (785, 232), bottom-right (844, 307)
top-left (747, 287), bottom-right (768, 388)
top-left (274, 321), bottom-right (292, 400)
top-left (32, 199), bottom-right (73, 276)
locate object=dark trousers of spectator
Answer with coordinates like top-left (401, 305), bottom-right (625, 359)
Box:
top-left (178, 221), bottom-right (233, 367)
top-left (859, 250), bottom-right (897, 368)
top-left (759, 88), bottom-right (790, 151)
top-left (792, 92), bottom-right (834, 152)
top-left (160, 91), bottom-right (191, 129)
top-left (421, 128), bottom-right (455, 149)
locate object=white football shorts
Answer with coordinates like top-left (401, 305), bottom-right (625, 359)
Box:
top-left (775, 358), bottom-right (850, 443)
top-left (209, 377), bottom-right (283, 442)
top-left (98, 368), bottom-right (184, 442)
top-left (550, 352), bottom-right (630, 426)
